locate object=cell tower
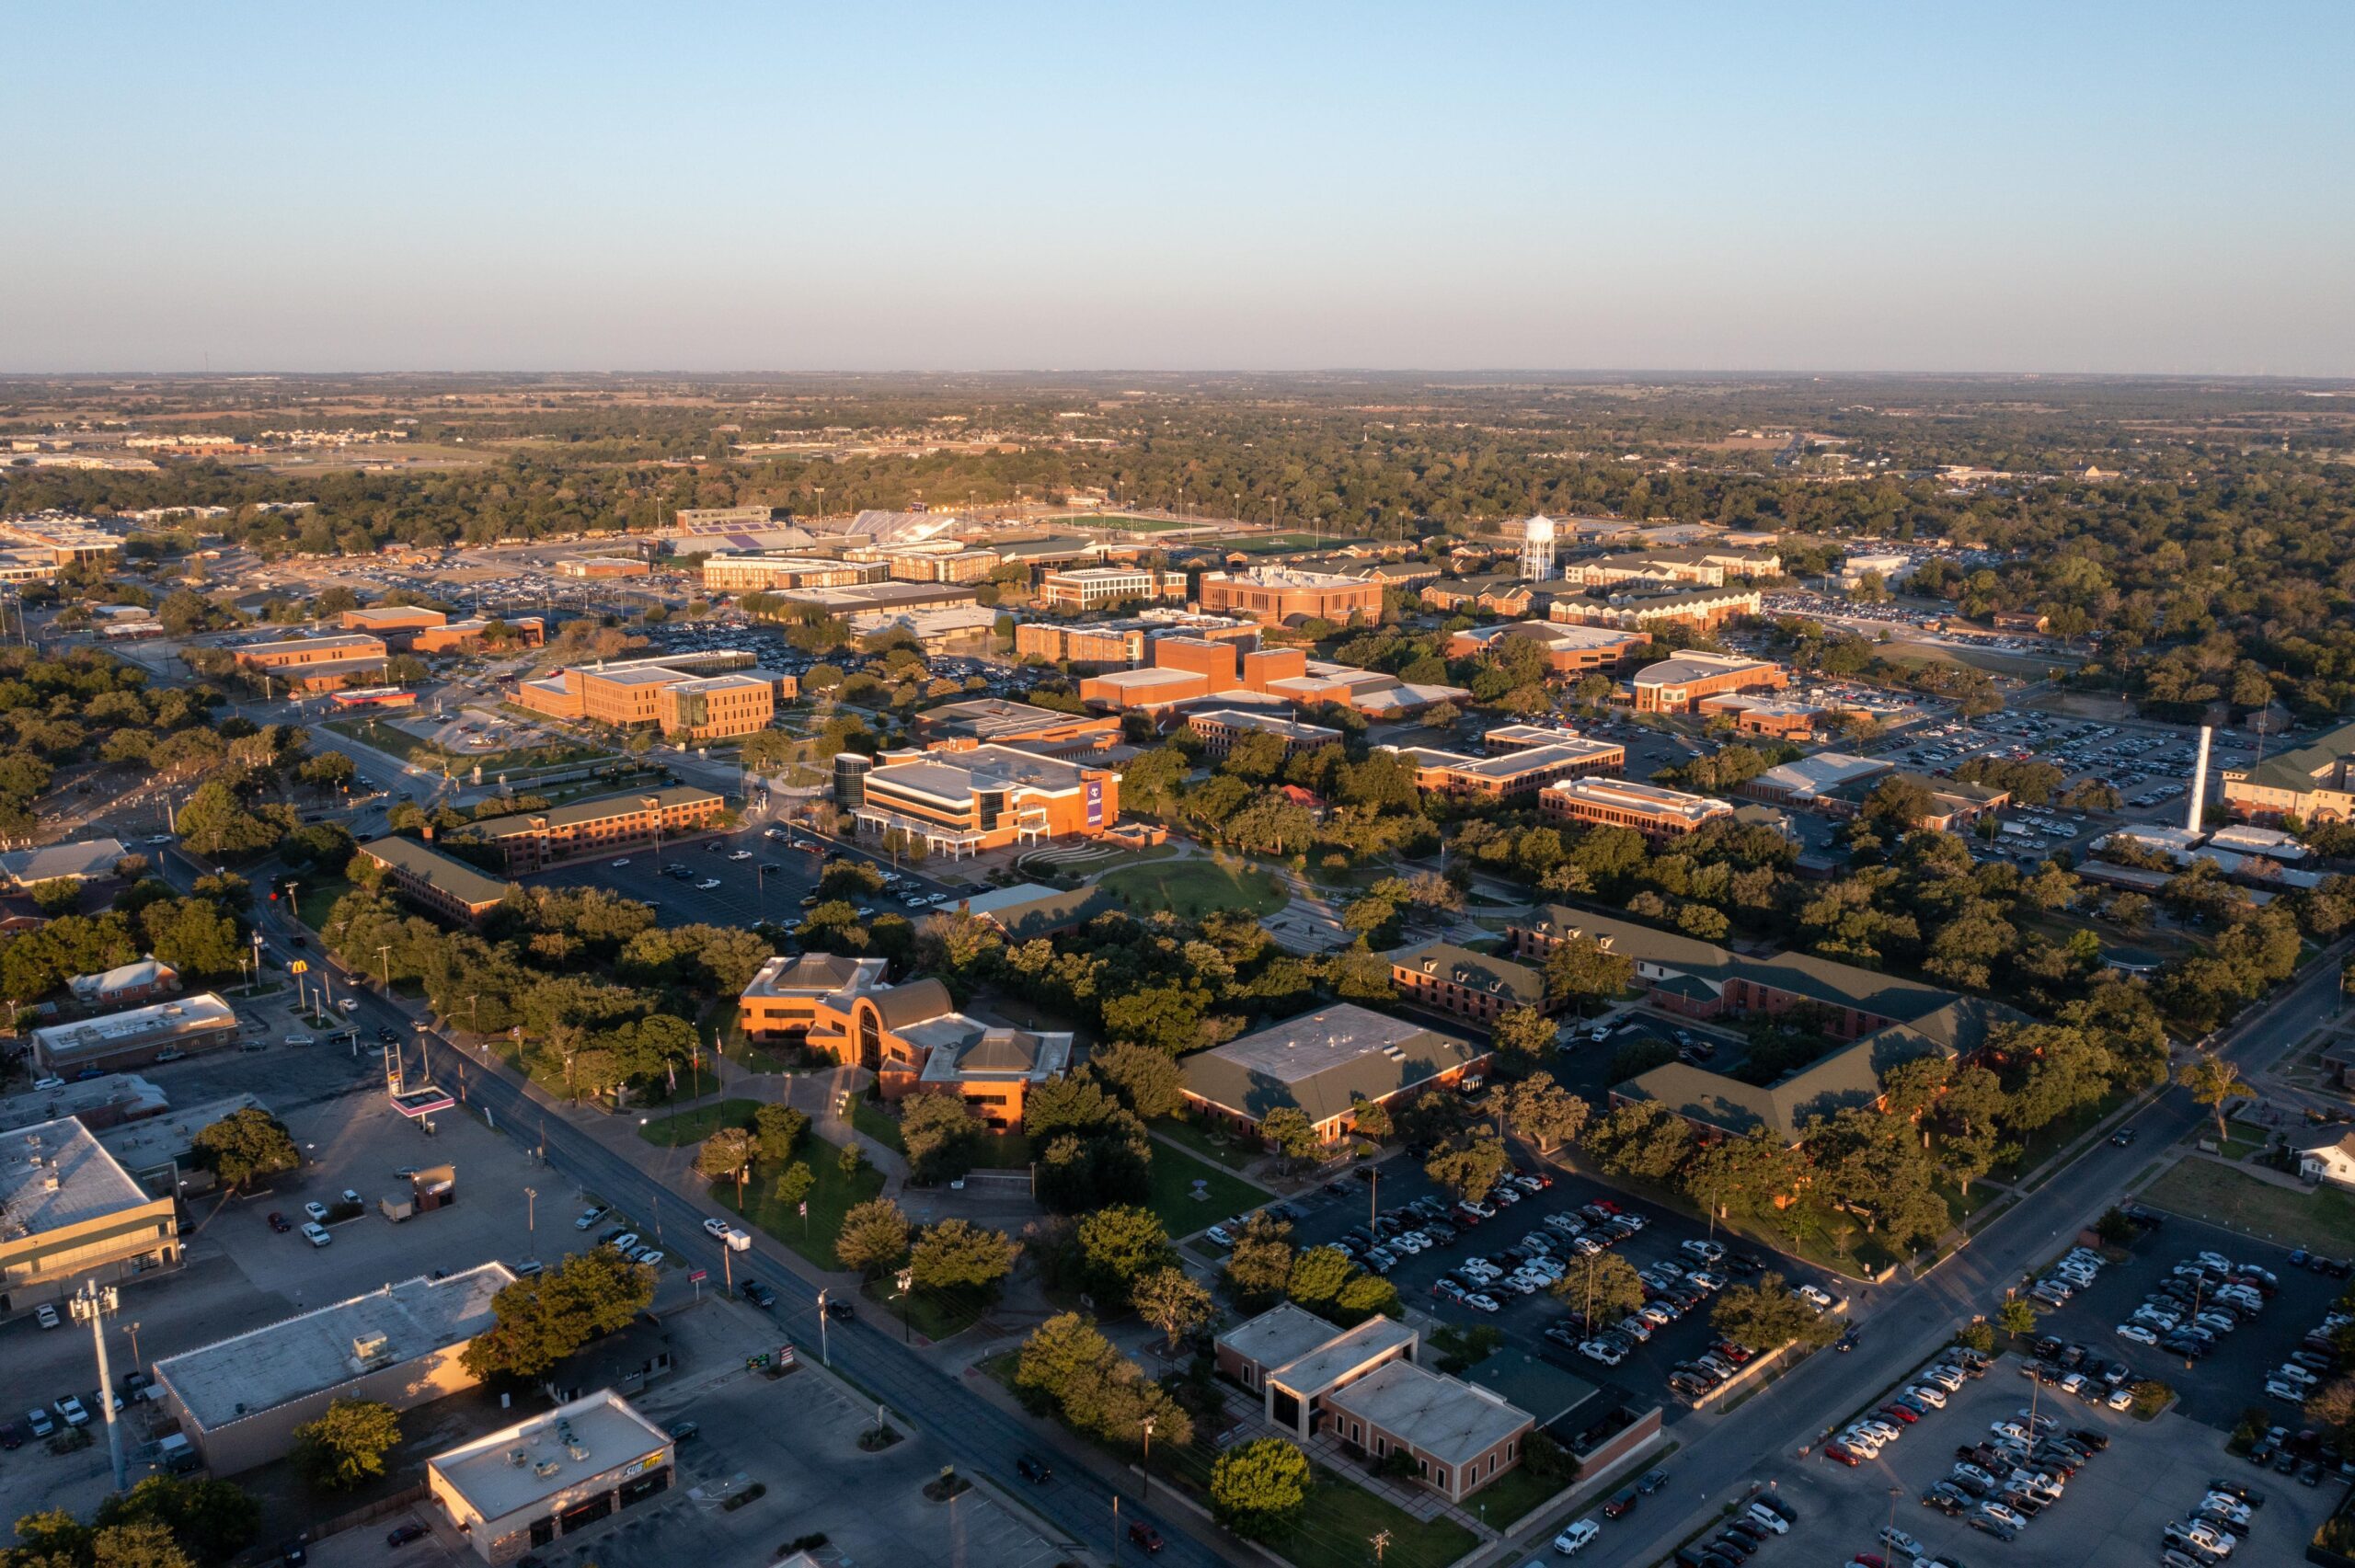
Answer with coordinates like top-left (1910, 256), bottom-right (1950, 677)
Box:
top-left (1520, 514), bottom-right (1557, 581)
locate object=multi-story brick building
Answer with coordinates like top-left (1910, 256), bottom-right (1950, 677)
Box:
top-left (1197, 567), bottom-right (1384, 626)
top-left (1537, 776), bottom-right (1733, 840)
top-left (2223, 717), bottom-right (2355, 824)
top-left (1446, 621), bottom-right (1648, 673)
top-left (454, 786), bottom-right (728, 873)
top-left (339, 605), bottom-right (447, 638)
top-left (1507, 905), bottom-right (2023, 1143)
top-left (700, 555), bottom-right (888, 592)
top-left (1036, 566), bottom-right (1188, 609)
top-left (845, 744), bottom-right (1120, 856)
top-left (358, 836), bottom-right (517, 926)
top-left (237, 632), bottom-right (387, 670)
top-left (1187, 709), bottom-right (1344, 761)
top-left (1386, 940), bottom-right (1551, 1025)
top-left (1178, 1004), bottom-right (1492, 1147)
top-left (412, 616), bottom-right (546, 655)
top-left (655, 673), bottom-right (778, 739)
top-left (1549, 584), bottom-right (1762, 635)
top-left (1629, 651), bottom-right (1788, 713)
top-left (513, 652), bottom-right (784, 734)
top-left (913, 699), bottom-right (1120, 755)
top-left (738, 969), bottom-right (1070, 1131)
top-left (1380, 738), bottom-right (1624, 802)
top-left (236, 633), bottom-right (391, 693)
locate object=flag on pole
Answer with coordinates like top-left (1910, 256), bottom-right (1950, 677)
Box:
top-left (666, 1060), bottom-right (676, 1093)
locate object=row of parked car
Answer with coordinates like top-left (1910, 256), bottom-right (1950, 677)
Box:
top-left (1648, 1485), bottom-right (1794, 1568)
top-left (1427, 1198), bottom-right (1671, 1319)
top-left (1912, 1352), bottom-right (2109, 1549)
top-left (2017, 1334), bottom-right (2142, 1413)
top-left (2115, 1248), bottom-right (2277, 1368)
top-left (2163, 1476), bottom-right (2265, 1565)
top-left (597, 1225), bottom-right (666, 1268)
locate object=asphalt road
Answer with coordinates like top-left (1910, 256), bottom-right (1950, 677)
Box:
top-left (1530, 935), bottom-right (2354, 1568)
top-left (185, 861), bottom-right (1216, 1568)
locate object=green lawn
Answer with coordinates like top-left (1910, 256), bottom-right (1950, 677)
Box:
top-left (1097, 859), bottom-right (1288, 920)
top-left (1090, 513), bottom-right (1196, 533)
top-left (637, 1098), bottom-right (764, 1147)
top-left (2142, 1158), bottom-right (2355, 1253)
top-left (729, 1131), bottom-right (889, 1270)
top-left (859, 1276), bottom-right (994, 1341)
top-left (1151, 1115), bottom-right (1265, 1173)
top-left (293, 876), bottom-right (354, 932)
top-left (1147, 1139), bottom-right (1271, 1237)
top-left (1454, 1459), bottom-right (1568, 1532)
top-left (851, 1100), bottom-right (906, 1152)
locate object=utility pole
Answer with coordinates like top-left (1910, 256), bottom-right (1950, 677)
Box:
top-left (72, 1282), bottom-right (126, 1493)
top-left (1371, 1528), bottom-right (1391, 1563)
top-left (817, 1289), bottom-right (832, 1367)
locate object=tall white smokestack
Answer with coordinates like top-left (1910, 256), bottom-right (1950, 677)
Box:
top-left (2187, 724), bottom-right (2212, 833)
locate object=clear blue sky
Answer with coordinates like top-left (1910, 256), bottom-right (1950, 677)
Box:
top-left (5, 2), bottom-right (2349, 374)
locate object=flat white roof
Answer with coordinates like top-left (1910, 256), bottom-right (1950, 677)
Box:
top-left (156, 1264), bottom-right (514, 1431)
top-left (431, 1390), bottom-right (671, 1523)
top-left (29, 994), bottom-right (238, 1065)
top-left (0, 1117), bottom-right (152, 1238)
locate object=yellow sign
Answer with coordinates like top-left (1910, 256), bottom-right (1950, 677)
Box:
top-left (289, 960), bottom-right (309, 974)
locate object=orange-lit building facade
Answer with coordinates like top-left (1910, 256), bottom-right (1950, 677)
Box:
top-left (846, 744), bottom-right (1120, 856)
top-left (1629, 652), bottom-right (1788, 714)
top-left (456, 786), bottom-right (729, 873)
top-left (1198, 567), bottom-right (1384, 626)
top-left (738, 962), bottom-right (1070, 1130)
top-left (1537, 776), bottom-right (1734, 841)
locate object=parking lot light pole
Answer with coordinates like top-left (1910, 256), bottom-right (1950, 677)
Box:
top-left (817, 1290), bottom-right (831, 1367)
top-left (1140, 1415), bottom-right (1154, 1504)
top-left (524, 1186), bottom-right (536, 1236)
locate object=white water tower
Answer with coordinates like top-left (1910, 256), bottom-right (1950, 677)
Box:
top-left (1520, 514), bottom-right (1557, 581)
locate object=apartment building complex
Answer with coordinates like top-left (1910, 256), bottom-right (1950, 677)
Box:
top-left (1548, 583), bottom-right (1762, 634)
top-left (1386, 940), bottom-right (1551, 1026)
top-left (1012, 612), bottom-right (1257, 669)
top-left (1537, 776), bottom-right (1734, 840)
top-left (455, 786), bottom-right (728, 873)
top-left (1197, 567), bottom-right (1384, 625)
top-left (2222, 717), bottom-right (2355, 823)
top-left (1628, 651), bottom-right (1788, 713)
top-left (1506, 905), bottom-right (2023, 1142)
top-left (1036, 566), bottom-right (1189, 610)
top-left (358, 836), bottom-right (518, 926)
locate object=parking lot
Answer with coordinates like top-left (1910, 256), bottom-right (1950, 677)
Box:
top-left (1999, 1207), bottom-right (2349, 1432)
top-left (0, 1059), bottom-right (592, 1534)
top-left (1761, 1347), bottom-right (2345, 1568)
top-left (524, 821), bottom-right (970, 931)
top-left (1270, 1145), bottom-right (1844, 1431)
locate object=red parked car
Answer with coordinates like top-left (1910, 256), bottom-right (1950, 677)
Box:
top-left (1880, 1403), bottom-right (1921, 1425)
top-left (266, 1211), bottom-right (292, 1233)
top-left (1127, 1521), bottom-right (1164, 1552)
top-left (1821, 1442), bottom-right (1861, 1467)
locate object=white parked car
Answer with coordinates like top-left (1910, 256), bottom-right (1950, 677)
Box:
top-left (1909, 1384), bottom-right (1947, 1408)
top-left (1793, 1283), bottom-right (1834, 1310)
top-left (1554, 1519), bottom-right (1601, 1555)
top-left (302, 1222), bottom-right (332, 1248)
top-left (2117, 1323), bottom-right (2159, 1345)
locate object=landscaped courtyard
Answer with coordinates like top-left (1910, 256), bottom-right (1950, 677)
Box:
top-left (1097, 858), bottom-right (1288, 920)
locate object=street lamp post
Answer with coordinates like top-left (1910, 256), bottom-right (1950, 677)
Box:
top-left (896, 1268), bottom-right (913, 1344)
top-left (377, 944), bottom-right (391, 990)
top-left (524, 1186), bottom-right (536, 1236)
top-left (817, 1289), bottom-right (832, 1368)
top-left (1140, 1414), bottom-right (1155, 1504)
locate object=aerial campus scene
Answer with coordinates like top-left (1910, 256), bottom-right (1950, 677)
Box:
top-left (3, 8), bottom-right (2354, 1568)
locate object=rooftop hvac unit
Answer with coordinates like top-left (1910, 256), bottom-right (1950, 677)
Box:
top-left (534, 1460), bottom-right (561, 1478)
top-left (566, 1442), bottom-right (589, 1461)
top-left (507, 1448), bottom-right (529, 1468)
